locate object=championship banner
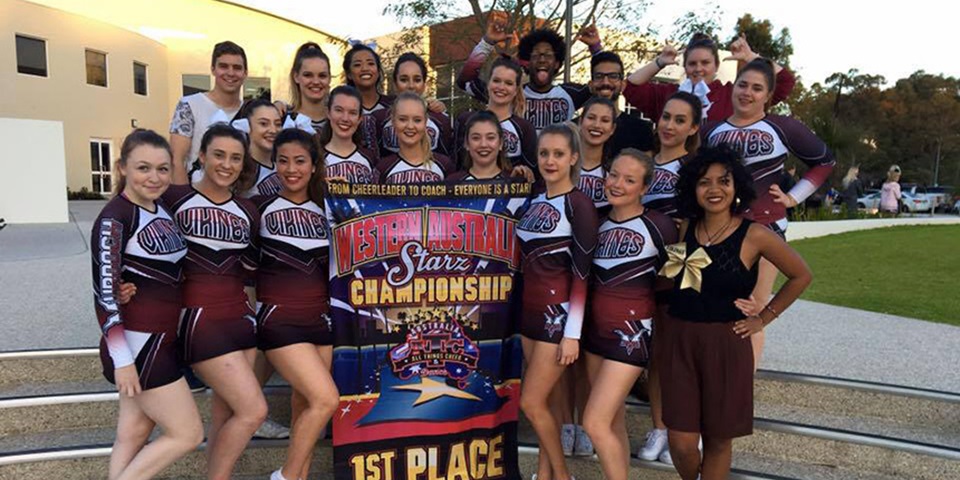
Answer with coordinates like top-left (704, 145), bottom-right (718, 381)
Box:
top-left (327, 180), bottom-right (531, 480)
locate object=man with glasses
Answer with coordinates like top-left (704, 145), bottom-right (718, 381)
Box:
top-left (588, 51), bottom-right (654, 157)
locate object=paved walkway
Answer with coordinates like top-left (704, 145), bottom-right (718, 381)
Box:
top-left (2, 201), bottom-right (958, 393)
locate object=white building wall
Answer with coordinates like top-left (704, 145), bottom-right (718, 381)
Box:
top-left (0, 118), bottom-right (68, 223)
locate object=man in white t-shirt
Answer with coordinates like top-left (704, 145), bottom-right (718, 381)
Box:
top-left (169, 41), bottom-right (247, 184)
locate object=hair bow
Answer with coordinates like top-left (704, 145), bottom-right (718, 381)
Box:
top-left (347, 38), bottom-right (378, 52)
top-left (658, 242), bottom-right (712, 292)
top-left (208, 109), bottom-right (251, 135)
top-left (283, 114), bottom-right (317, 135)
top-left (678, 79), bottom-right (712, 122)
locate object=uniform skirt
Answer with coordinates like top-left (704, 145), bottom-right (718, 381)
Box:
top-left (178, 301), bottom-right (257, 365)
top-left (519, 302), bottom-right (569, 344)
top-left (658, 313), bottom-right (754, 438)
top-left (255, 302), bottom-right (332, 351)
top-left (100, 329), bottom-right (182, 391)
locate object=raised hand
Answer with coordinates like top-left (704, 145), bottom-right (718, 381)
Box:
top-left (770, 184), bottom-right (798, 208)
top-left (724, 34), bottom-right (759, 63)
top-left (656, 43), bottom-right (680, 68)
top-left (426, 98), bottom-right (447, 114)
top-left (484, 11), bottom-right (511, 45)
top-left (577, 25), bottom-right (602, 48)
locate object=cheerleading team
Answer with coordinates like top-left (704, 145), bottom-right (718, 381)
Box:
top-left (249, 128), bottom-right (340, 480)
top-left (446, 110), bottom-right (534, 182)
top-left (516, 123), bottom-right (599, 480)
top-left (92, 130), bottom-right (203, 480)
top-left (287, 42), bottom-right (333, 131)
top-left (162, 123), bottom-right (266, 480)
top-left (320, 85), bottom-right (380, 184)
top-left (582, 148), bottom-right (676, 480)
top-left (660, 145), bottom-right (812, 480)
top-left (703, 58), bottom-right (835, 368)
top-left (377, 93), bottom-right (455, 184)
top-left (343, 43), bottom-right (392, 152)
top-left (234, 99), bottom-right (284, 197)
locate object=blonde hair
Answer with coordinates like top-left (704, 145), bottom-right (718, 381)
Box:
top-left (391, 92), bottom-right (434, 168)
top-left (289, 42), bottom-right (330, 112)
top-left (886, 165), bottom-right (901, 183)
top-left (842, 166), bottom-right (859, 189)
top-left (539, 121), bottom-right (583, 184)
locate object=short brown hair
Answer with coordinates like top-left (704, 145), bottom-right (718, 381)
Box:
top-left (211, 41), bottom-right (247, 70)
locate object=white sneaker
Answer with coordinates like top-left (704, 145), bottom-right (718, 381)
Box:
top-left (573, 425), bottom-right (594, 456)
top-left (659, 437), bottom-right (702, 466)
top-left (255, 418), bottom-right (291, 439)
top-left (638, 428), bottom-right (668, 461)
top-left (270, 469), bottom-right (288, 480)
top-left (561, 424), bottom-right (576, 457)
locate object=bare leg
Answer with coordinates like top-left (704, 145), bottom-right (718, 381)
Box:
top-left (668, 430), bottom-right (701, 480)
top-left (581, 353), bottom-right (641, 480)
top-left (266, 343), bottom-right (338, 480)
top-left (649, 313), bottom-right (666, 430)
top-left (522, 336), bottom-right (551, 479)
top-left (296, 345), bottom-right (334, 480)
top-left (700, 436), bottom-right (733, 480)
top-left (193, 349), bottom-right (268, 480)
top-left (521, 337), bottom-right (573, 480)
top-left (109, 396), bottom-right (155, 479)
top-left (113, 379), bottom-right (204, 480)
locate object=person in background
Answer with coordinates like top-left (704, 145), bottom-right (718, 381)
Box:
top-left (587, 51), bottom-right (654, 157)
top-left (880, 165), bottom-right (902, 216)
top-left (287, 42), bottom-right (333, 131)
top-left (779, 165), bottom-right (798, 219)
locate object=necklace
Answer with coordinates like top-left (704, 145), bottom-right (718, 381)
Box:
top-left (699, 216), bottom-right (733, 246)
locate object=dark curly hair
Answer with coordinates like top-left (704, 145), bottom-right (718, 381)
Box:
top-left (518, 29), bottom-right (566, 67)
top-left (675, 144), bottom-right (756, 219)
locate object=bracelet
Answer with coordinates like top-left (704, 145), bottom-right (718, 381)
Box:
top-left (654, 57), bottom-right (664, 69)
top-left (762, 304), bottom-right (780, 322)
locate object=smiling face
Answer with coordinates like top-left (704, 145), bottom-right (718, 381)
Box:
top-left (348, 50), bottom-right (379, 90)
top-left (658, 98), bottom-right (699, 150)
top-left (488, 66), bottom-right (519, 108)
top-left (275, 141), bottom-right (314, 195)
top-left (684, 47), bottom-right (718, 85)
top-left (732, 70), bottom-right (772, 117)
top-left (328, 93), bottom-right (362, 141)
top-left (604, 155), bottom-right (649, 208)
top-left (121, 145), bottom-right (172, 205)
top-left (696, 162), bottom-right (736, 214)
top-left (248, 105), bottom-right (282, 154)
top-left (465, 120), bottom-right (502, 170)
top-left (295, 57), bottom-right (331, 103)
top-left (528, 41), bottom-right (559, 88)
top-left (211, 53), bottom-right (247, 95)
top-left (579, 103), bottom-right (616, 148)
top-left (393, 98), bottom-right (427, 149)
top-left (590, 61), bottom-right (624, 100)
top-left (200, 136), bottom-right (246, 189)
top-left (395, 60), bottom-right (426, 95)
top-left (537, 133), bottom-right (577, 186)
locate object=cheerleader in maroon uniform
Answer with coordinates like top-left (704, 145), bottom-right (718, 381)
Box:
top-left (343, 43), bottom-right (393, 152)
top-left (703, 58), bottom-right (835, 369)
top-left (372, 53), bottom-right (452, 159)
top-left (517, 123), bottom-right (599, 480)
top-left (235, 99), bottom-right (284, 197)
top-left (577, 97), bottom-right (618, 216)
top-left (320, 86), bottom-right (379, 183)
top-left (288, 42), bottom-right (332, 132)
top-left (250, 129), bottom-right (339, 480)
top-left (636, 91), bottom-right (703, 464)
top-left (446, 110), bottom-right (534, 183)
top-left (455, 56), bottom-right (537, 173)
top-left (582, 149), bottom-right (676, 480)
top-left (162, 124), bottom-right (266, 480)
top-left (378, 93), bottom-right (454, 183)
top-left (92, 130), bottom-right (202, 480)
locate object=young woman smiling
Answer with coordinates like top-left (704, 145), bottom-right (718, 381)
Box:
top-left (377, 93), bottom-right (454, 184)
top-left (373, 52), bottom-right (452, 159)
top-left (320, 86), bottom-right (379, 184)
top-left (445, 110), bottom-right (533, 183)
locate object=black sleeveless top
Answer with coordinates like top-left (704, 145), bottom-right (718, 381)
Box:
top-left (668, 219), bottom-right (759, 323)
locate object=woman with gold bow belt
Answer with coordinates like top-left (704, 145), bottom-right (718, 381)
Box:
top-left (658, 145), bottom-right (812, 480)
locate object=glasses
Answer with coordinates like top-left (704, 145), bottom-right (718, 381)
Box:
top-left (591, 72), bottom-right (623, 81)
top-left (530, 52), bottom-right (555, 61)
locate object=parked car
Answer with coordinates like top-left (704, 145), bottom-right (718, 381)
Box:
top-left (899, 191), bottom-right (933, 213)
top-left (924, 186), bottom-right (954, 212)
top-left (953, 199), bottom-right (960, 215)
top-left (857, 191), bottom-right (881, 214)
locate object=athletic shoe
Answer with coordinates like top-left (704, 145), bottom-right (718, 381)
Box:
top-left (638, 428), bottom-right (668, 461)
top-left (561, 424), bottom-right (576, 457)
top-left (573, 425), bottom-right (594, 456)
top-left (658, 447), bottom-right (673, 465)
top-left (270, 469), bottom-right (288, 480)
top-left (255, 419), bottom-right (291, 439)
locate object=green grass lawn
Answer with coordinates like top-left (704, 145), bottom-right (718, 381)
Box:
top-left (783, 225), bottom-right (959, 326)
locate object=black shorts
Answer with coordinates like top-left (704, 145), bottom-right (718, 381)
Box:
top-left (100, 330), bottom-right (182, 391)
top-left (583, 316), bottom-right (653, 368)
top-left (519, 303), bottom-right (569, 344)
top-left (256, 302), bottom-right (332, 350)
top-left (178, 302), bottom-right (257, 365)
top-left (764, 219), bottom-right (788, 240)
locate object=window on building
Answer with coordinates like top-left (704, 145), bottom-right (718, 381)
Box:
top-left (85, 49), bottom-right (107, 87)
top-left (182, 74), bottom-right (210, 96)
top-left (15, 35), bottom-right (47, 77)
top-left (243, 77), bottom-right (271, 101)
top-left (133, 62), bottom-right (147, 95)
top-left (90, 139), bottom-right (112, 195)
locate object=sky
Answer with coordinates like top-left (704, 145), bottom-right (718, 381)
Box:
top-left (233, 0), bottom-right (958, 86)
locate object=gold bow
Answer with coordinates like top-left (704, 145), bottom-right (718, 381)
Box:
top-left (659, 243), bottom-right (712, 292)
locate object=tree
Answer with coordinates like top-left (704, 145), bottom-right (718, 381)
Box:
top-left (728, 14), bottom-right (793, 67)
top-left (668, 3), bottom-right (723, 47)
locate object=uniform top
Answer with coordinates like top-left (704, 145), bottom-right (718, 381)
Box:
top-left (703, 115), bottom-right (835, 224)
top-left (445, 169), bottom-right (506, 183)
top-left (377, 153), bottom-right (454, 184)
top-left (324, 147), bottom-right (378, 184)
top-left (244, 161), bottom-right (283, 198)
top-left (643, 155), bottom-right (688, 218)
top-left (91, 195), bottom-right (188, 367)
top-left (454, 111), bottom-right (537, 174)
top-left (169, 92), bottom-right (241, 169)
top-left (285, 111), bottom-right (328, 134)
top-left (608, 111), bottom-right (655, 158)
top-left (372, 108), bottom-right (453, 159)
top-left (161, 185), bottom-right (259, 306)
top-left (516, 189), bottom-right (599, 339)
top-left (621, 68), bottom-right (796, 123)
top-left (591, 209), bottom-right (677, 318)
top-left (578, 164), bottom-right (610, 214)
top-left (250, 194), bottom-right (330, 306)
top-left (669, 219), bottom-right (758, 323)
top-left (359, 94), bottom-right (396, 154)
top-left (456, 39), bottom-right (592, 133)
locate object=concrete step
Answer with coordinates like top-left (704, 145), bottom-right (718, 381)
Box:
top-left (0, 349), bottom-right (103, 397)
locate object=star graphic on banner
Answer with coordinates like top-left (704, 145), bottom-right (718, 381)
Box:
top-left (340, 403), bottom-right (352, 418)
top-left (393, 377), bottom-right (481, 406)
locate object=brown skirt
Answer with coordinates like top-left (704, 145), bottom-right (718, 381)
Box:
top-left (658, 314), bottom-right (754, 438)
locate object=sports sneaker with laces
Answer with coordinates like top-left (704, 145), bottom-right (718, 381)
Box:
top-left (573, 425), bottom-right (594, 456)
top-left (561, 423), bottom-right (576, 457)
top-left (254, 418), bottom-right (291, 439)
top-left (638, 428), bottom-right (668, 461)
